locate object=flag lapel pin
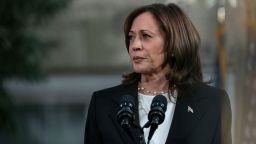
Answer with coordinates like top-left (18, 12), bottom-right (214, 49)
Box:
top-left (188, 106), bottom-right (194, 113)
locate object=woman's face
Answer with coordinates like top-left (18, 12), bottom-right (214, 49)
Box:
top-left (128, 12), bottom-right (166, 74)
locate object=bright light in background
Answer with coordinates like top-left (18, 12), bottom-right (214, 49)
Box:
top-left (217, 7), bottom-right (226, 23)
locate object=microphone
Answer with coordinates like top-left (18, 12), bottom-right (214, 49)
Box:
top-left (147, 95), bottom-right (167, 143)
top-left (117, 95), bottom-right (136, 129)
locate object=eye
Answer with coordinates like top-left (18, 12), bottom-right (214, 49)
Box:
top-left (142, 33), bottom-right (151, 39)
top-left (128, 34), bottom-right (134, 42)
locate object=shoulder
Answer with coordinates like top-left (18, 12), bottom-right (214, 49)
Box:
top-left (94, 84), bottom-right (124, 94)
top-left (192, 82), bottom-right (230, 110)
top-left (181, 82), bottom-right (230, 109)
top-left (91, 84), bottom-right (123, 101)
top-left (93, 84), bottom-right (130, 97)
top-left (91, 83), bottom-right (136, 103)
top-left (194, 82), bottom-right (228, 99)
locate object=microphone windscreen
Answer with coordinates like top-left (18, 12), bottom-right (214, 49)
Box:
top-left (120, 94), bottom-right (135, 107)
top-left (151, 95), bottom-right (167, 112)
top-left (117, 94), bottom-right (135, 128)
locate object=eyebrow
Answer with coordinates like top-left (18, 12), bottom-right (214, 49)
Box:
top-left (129, 29), bottom-right (153, 34)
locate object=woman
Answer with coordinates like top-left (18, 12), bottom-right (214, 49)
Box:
top-left (84, 3), bottom-right (232, 144)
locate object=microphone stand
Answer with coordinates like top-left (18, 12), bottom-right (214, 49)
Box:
top-left (142, 121), bottom-right (152, 144)
top-left (130, 117), bottom-right (160, 144)
top-left (141, 119), bottom-right (158, 144)
top-left (132, 122), bottom-right (146, 144)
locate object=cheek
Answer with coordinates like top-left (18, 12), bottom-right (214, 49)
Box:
top-left (156, 54), bottom-right (165, 63)
top-left (151, 52), bottom-right (165, 66)
top-left (150, 46), bottom-right (165, 59)
top-left (154, 44), bottom-right (165, 63)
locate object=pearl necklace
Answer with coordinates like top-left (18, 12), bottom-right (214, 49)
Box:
top-left (138, 83), bottom-right (168, 95)
top-left (138, 82), bottom-right (178, 103)
top-left (138, 87), bottom-right (168, 95)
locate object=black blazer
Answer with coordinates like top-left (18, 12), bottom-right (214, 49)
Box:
top-left (84, 82), bottom-right (232, 144)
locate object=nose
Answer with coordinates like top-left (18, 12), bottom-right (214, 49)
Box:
top-left (129, 36), bottom-right (142, 51)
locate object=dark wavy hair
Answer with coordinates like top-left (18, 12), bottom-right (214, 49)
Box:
top-left (122, 3), bottom-right (202, 90)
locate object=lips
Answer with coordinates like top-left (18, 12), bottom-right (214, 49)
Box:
top-left (132, 56), bottom-right (146, 62)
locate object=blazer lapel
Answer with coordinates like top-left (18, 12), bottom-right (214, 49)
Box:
top-left (108, 83), bottom-right (141, 144)
top-left (166, 84), bottom-right (209, 143)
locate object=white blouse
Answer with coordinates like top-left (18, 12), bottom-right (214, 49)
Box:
top-left (138, 93), bottom-right (176, 144)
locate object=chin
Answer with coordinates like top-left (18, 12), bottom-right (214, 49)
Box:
top-left (132, 66), bottom-right (150, 74)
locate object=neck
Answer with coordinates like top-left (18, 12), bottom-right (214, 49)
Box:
top-left (140, 71), bottom-right (169, 92)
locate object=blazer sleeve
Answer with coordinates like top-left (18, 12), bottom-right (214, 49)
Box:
top-left (84, 92), bottom-right (102, 144)
top-left (220, 91), bottom-right (232, 144)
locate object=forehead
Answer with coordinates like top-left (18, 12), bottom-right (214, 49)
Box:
top-left (130, 12), bottom-right (161, 32)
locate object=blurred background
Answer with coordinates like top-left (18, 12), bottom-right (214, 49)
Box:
top-left (0, 0), bottom-right (255, 144)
